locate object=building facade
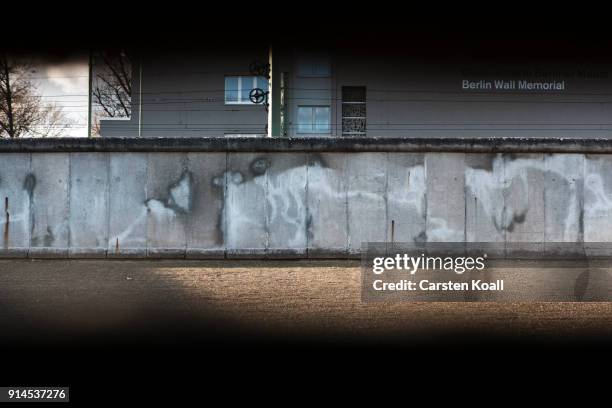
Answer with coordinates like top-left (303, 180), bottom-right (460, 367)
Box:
top-left (100, 44), bottom-right (612, 139)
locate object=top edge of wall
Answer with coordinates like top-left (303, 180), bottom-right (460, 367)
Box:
top-left (1, 137), bottom-right (612, 154)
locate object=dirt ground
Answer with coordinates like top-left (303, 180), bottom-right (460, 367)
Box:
top-left (1, 259), bottom-right (612, 345)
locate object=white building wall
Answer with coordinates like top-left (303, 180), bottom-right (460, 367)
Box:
top-left (100, 48), bottom-right (269, 138)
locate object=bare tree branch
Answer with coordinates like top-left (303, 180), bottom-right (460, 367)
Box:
top-left (92, 51), bottom-right (132, 120)
top-left (0, 54), bottom-right (72, 138)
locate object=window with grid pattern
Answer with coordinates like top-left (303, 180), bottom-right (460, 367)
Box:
top-left (342, 86), bottom-right (366, 136)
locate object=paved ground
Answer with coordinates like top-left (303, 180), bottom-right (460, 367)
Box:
top-left (1, 259), bottom-right (612, 346)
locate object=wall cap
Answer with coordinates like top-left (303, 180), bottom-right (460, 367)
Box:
top-left (2, 136), bottom-right (612, 153)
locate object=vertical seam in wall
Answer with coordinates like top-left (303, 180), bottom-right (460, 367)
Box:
top-left (185, 153), bottom-right (189, 256)
top-left (463, 182), bottom-right (468, 244)
top-left (345, 154), bottom-right (350, 255)
top-left (580, 154), bottom-right (586, 243)
top-left (105, 152), bottom-right (111, 257)
top-left (264, 155), bottom-right (270, 256)
top-left (223, 151), bottom-right (228, 259)
top-left (144, 152), bottom-right (150, 257)
top-left (67, 153), bottom-right (72, 251)
top-left (423, 154), bottom-right (429, 241)
top-left (423, 154), bottom-right (428, 243)
top-left (183, 153), bottom-right (188, 258)
top-left (502, 153), bottom-right (507, 256)
top-left (463, 154), bottom-right (467, 244)
top-left (305, 152), bottom-right (310, 257)
top-left (27, 153), bottom-right (32, 256)
top-left (543, 154), bottom-right (548, 245)
top-left (384, 152), bottom-right (389, 253)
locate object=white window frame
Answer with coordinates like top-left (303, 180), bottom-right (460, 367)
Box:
top-left (224, 76), bottom-right (268, 105)
top-left (296, 105), bottom-right (331, 134)
top-left (342, 86), bottom-right (367, 136)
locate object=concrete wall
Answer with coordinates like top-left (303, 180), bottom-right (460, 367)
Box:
top-left (1, 148), bottom-right (611, 258)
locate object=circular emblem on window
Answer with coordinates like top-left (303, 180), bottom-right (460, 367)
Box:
top-left (249, 88), bottom-right (267, 104)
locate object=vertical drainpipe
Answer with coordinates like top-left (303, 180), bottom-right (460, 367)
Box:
top-left (269, 46), bottom-right (282, 137)
top-left (280, 72), bottom-right (286, 137)
top-left (87, 50), bottom-right (93, 138)
top-left (267, 46), bottom-right (273, 137)
top-left (138, 57), bottom-right (143, 138)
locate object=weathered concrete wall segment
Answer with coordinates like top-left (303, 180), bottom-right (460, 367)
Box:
top-left (0, 151), bottom-right (608, 258)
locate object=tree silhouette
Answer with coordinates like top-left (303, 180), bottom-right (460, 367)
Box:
top-left (92, 51), bottom-right (131, 118)
top-left (0, 54), bottom-right (72, 138)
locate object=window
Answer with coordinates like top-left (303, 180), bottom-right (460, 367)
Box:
top-left (224, 76), bottom-right (268, 104)
top-left (297, 106), bottom-right (330, 134)
top-left (297, 55), bottom-right (331, 77)
top-left (342, 86), bottom-right (366, 136)
top-left (93, 50), bottom-right (133, 137)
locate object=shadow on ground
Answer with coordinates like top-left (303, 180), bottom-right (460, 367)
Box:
top-left (1, 259), bottom-right (612, 350)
